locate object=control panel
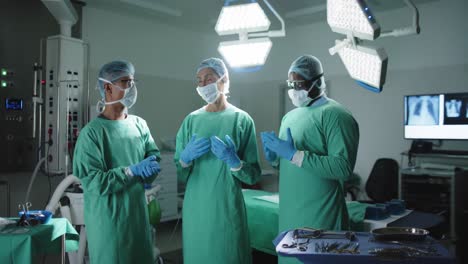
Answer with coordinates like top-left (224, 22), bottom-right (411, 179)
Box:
top-left (45, 36), bottom-right (86, 174)
top-left (0, 66), bottom-right (37, 172)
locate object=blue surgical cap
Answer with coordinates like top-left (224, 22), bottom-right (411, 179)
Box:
top-left (97, 60), bottom-right (135, 98)
top-left (196, 58), bottom-right (229, 79)
top-left (288, 55), bottom-right (326, 89)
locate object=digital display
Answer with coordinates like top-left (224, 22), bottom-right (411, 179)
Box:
top-left (404, 92), bottom-right (468, 140)
top-left (5, 98), bottom-right (23, 110)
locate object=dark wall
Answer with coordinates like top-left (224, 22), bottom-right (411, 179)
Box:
top-left (0, 0), bottom-right (83, 172)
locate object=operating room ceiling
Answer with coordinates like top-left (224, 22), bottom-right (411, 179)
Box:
top-left (84, 0), bottom-right (439, 33)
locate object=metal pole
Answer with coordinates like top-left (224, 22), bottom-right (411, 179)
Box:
top-left (85, 42), bottom-right (90, 125)
top-left (32, 63), bottom-right (38, 139)
top-left (38, 38), bottom-right (45, 160)
top-left (61, 233), bottom-right (66, 264)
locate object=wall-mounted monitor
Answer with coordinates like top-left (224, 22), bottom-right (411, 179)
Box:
top-left (404, 92), bottom-right (468, 140)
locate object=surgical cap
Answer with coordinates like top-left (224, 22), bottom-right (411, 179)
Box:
top-left (196, 57), bottom-right (230, 94)
top-left (97, 60), bottom-right (135, 98)
top-left (196, 58), bottom-right (229, 79)
top-left (288, 55), bottom-right (326, 90)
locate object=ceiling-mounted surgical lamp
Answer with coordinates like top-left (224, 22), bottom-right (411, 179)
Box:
top-left (215, 0), bottom-right (285, 70)
top-left (218, 38), bottom-right (272, 68)
top-left (327, 0), bottom-right (420, 93)
top-left (335, 39), bottom-right (388, 90)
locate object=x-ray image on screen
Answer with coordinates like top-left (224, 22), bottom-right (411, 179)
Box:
top-left (444, 94), bottom-right (468, 125)
top-left (407, 95), bottom-right (439, 125)
top-left (405, 92), bottom-right (468, 139)
top-left (465, 100), bottom-right (468, 119)
top-left (445, 99), bottom-right (462, 117)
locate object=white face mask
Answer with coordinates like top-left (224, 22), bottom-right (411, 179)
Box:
top-left (288, 89), bottom-right (311, 107)
top-left (196, 77), bottom-right (224, 104)
top-left (97, 78), bottom-right (138, 113)
top-left (287, 80), bottom-right (321, 107)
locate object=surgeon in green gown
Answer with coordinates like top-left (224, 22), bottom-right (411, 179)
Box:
top-left (261, 55), bottom-right (360, 264)
top-left (73, 60), bottom-right (161, 264)
top-left (175, 58), bottom-right (261, 264)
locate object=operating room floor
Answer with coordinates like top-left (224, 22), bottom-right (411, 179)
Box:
top-left (156, 219), bottom-right (278, 264)
top-left (160, 249), bottom-right (277, 264)
top-left (152, 218), bottom-right (181, 264)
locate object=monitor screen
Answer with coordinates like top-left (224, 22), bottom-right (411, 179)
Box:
top-left (5, 98), bottom-right (23, 110)
top-left (404, 92), bottom-right (468, 140)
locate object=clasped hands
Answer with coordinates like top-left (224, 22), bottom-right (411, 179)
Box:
top-left (180, 134), bottom-right (241, 169)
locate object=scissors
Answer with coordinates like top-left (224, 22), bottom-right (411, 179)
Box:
top-left (17, 202), bottom-right (39, 227)
top-left (282, 230), bottom-right (310, 251)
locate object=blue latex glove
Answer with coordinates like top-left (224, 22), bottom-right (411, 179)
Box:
top-left (210, 135), bottom-right (241, 169)
top-left (129, 155), bottom-right (161, 178)
top-left (261, 127), bottom-right (297, 161)
top-left (180, 134), bottom-right (211, 164)
top-left (260, 131), bottom-right (278, 163)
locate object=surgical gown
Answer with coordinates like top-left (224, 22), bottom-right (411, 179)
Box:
top-left (73, 115), bottom-right (160, 264)
top-left (278, 97), bottom-right (359, 264)
top-left (175, 105), bottom-right (261, 264)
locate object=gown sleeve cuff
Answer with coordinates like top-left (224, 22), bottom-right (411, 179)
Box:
top-left (125, 167), bottom-right (134, 178)
top-left (179, 159), bottom-right (192, 168)
top-left (291, 151), bottom-right (304, 167)
top-left (230, 161), bottom-right (243, 172)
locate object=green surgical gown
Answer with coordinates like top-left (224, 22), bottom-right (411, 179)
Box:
top-left (278, 97), bottom-right (359, 264)
top-left (175, 105), bottom-right (261, 264)
top-left (73, 115), bottom-right (160, 264)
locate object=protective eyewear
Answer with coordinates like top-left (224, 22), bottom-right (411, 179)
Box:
top-left (114, 79), bottom-right (137, 89)
top-left (286, 80), bottom-right (308, 91)
top-left (286, 74), bottom-right (323, 91)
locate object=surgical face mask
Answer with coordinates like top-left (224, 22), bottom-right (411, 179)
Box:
top-left (196, 76), bottom-right (225, 104)
top-left (97, 77), bottom-right (138, 113)
top-left (287, 80), bottom-right (320, 107)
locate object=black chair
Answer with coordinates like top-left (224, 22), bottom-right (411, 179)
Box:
top-left (363, 158), bottom-right (450, 243)
top-left (365, 158), bottom-right (399, 203)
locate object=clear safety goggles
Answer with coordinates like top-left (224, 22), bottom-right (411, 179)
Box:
top-left (286, 80), bottom-right (308, 91)
top-left (286, 74), bottom-right (323, 91)
top-left (99, 77), bottom-right (137, 90)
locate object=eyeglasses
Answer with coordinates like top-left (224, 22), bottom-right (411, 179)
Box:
top-left (286, 80), bottom-right (307, 91)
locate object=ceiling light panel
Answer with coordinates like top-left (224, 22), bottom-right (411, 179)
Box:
top-left (337, 40), bottom-right (388, 88)
top-left (218, 38), bottom-right (272, 68)
top-left (215, 3), bottom-right (271, 35)
top-left (327, 0), bottom-right (380, 40)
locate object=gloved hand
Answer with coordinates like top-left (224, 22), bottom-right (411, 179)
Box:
top-left (180, 134), bottom-right (211, 164)
top-left (210, 135), bottom-right (241, 169)
top-left (129, 155), bottom-right (161, 178)
top-left (261, 128), bottom-right (297, 161)
top-left (260, 131), bottom-right (278, 163)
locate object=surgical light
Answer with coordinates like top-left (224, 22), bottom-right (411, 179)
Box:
top-left (215, 3), bottom-right (270, 35)
top-left (327, 0), bottom-right (420, 93)
top-left (336, 39), bottom-right (388, 89)
top-left (218, 38), bottom-right (272, 68)
top-left (327, 0), bottom-right (380, 40)
top-left (215, 0), bottom-right (285, 69)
